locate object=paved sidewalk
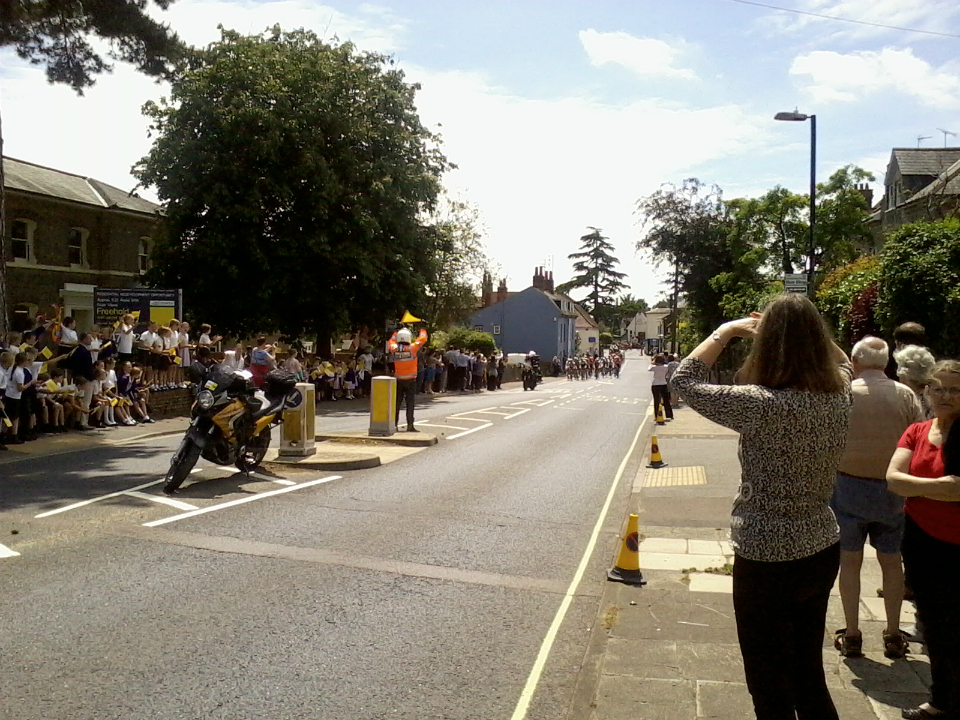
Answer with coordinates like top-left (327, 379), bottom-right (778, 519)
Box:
top-left (0, 417), bottom-right (188, 463)
top-left (585, 404), bottom-right (930, 720)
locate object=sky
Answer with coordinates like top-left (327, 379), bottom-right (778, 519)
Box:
top-left (3, 0), bottom-right (960, 306)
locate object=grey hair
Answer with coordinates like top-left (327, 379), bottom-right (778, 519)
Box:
top-left (851, 336), bottom-right (889, 369)
top-left (893, 344), bottom-right (936, 386)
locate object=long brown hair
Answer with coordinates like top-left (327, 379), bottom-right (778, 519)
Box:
top-left (736, 293), bottom-right (845, 393)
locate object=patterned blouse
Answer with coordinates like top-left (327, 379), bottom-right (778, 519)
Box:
top-left (671, 357), bottom-right (854, 562)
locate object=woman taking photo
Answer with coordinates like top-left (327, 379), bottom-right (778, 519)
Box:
top-left (887, 360), bottom-right (960, 720)
top-left (671, 293), bottom-right (852, 720)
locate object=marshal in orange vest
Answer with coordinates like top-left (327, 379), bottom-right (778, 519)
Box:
top-left (388, 328), bottom-right (428, 380)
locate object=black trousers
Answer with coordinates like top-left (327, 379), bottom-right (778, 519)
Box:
top-left (651, 384), bottom-right (673, 419)
top-left (733, 543), bottom-right (840, 720)
top-left (395, 378), bottom-right (416, 428)
top-left (903, 515), bottom-right (960, 716)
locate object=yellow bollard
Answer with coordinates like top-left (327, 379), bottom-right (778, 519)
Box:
top-left (607, 514), bottom-right (646, 586)
top-left (369, 376), bottom-right (397, 437)
top-left (279, 382), bottom-right (317, 457)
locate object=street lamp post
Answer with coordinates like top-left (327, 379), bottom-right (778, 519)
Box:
top-left (774, 110), bottom-right (817, 297)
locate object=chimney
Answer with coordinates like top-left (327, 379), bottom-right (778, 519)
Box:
top-left (857, 183), bottom-right (874, 209)
top-left (481, 271), bottom-right (493, 307)
top-left (545, 271), bottom-right (554, 293)
top-left (532, 266), bottom-right (545, 291)
top-left (496, 278), bottom-right (508, 304)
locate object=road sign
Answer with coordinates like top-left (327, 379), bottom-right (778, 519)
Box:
top-left (784, 273), bottom-right (808, 294)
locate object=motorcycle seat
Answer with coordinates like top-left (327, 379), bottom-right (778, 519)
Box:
top-left (254, 393), bottom-right (286, 420)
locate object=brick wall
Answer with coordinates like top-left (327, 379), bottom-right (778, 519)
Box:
top-left (5, 191), bottom-right (158, 325)
top-left (147, 389), bottom-right (193, 418)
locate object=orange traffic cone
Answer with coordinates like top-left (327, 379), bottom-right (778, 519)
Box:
top-left (647, 435), bottom-right (666, 469)
top-left (607, 513), bottom-right (646, 586)
top-left (655, 402), bottom-right (666, 426)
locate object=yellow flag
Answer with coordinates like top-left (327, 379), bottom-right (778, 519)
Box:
top-left (110, 398), bottom-right (118, 407)
top-left (174, 356), bottom-right (182, 366)
top-left (2, 417), bottom-right (11, 428)
top-left (40, 347), bottom-right (53, 359)
top-left (45, 380), bottom-right (59, 393)
top-left (131, 311), bottom-right (141, 320)
top-left (400, 311), bottom-right (422, 323)
top-left (40, 363), bottom-right (48, 374)
top-left (20, 343), bottom-right (30, 351)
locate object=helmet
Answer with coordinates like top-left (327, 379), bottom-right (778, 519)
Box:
top-left (396, 328), bottom-right (413, 344)
top-left (527, 350), bottom-right (537, 357)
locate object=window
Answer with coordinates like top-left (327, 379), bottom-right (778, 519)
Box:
top-left (492, 325), bottom-right (501, 335)
top-left (138, 237), bottom-right (152, 273)
top-left (11, 219), bottom-right (35, 262)
top-left (68, 227), bottom-right (88, 267)
top-left (473, 324), bottom-right (484, 332)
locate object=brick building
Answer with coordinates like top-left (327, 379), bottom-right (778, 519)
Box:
top-left (3, 157), bottom-right (160, 331)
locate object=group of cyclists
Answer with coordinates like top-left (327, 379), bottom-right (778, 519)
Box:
top-left (564, 351), bottom-right (623, 381)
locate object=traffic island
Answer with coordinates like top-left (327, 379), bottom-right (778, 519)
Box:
top-left (314, 430), bottom-right (439, 447)
top-left (263, 443), bottom-right (381, 471)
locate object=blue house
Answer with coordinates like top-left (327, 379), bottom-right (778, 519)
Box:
top-left (468, 268), bottom-right (577, 361)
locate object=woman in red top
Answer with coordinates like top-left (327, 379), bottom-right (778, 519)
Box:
top-left (887, 359), bottom-right (960, 720)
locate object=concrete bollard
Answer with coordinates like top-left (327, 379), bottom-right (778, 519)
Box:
top-left (369, 375), bottom-right (397, 437)
top-left (279, 382), bottom-right (317, 457)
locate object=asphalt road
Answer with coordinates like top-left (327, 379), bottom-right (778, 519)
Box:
top-left (0, 354), bottom-right (654, 720)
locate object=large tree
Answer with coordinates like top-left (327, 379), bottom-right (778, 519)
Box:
top-left (134, 27), bottom-right (450, 351)
top-left (0, 0), bottom-right (184, 334)
top-left (556, 227), bottom-right (627, 326)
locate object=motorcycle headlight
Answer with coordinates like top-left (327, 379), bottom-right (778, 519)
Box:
top-left (197, 389), bottom-right (216, 410)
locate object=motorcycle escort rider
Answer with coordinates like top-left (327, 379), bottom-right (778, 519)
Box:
top-left (389, 325), bottom-right (428, 432)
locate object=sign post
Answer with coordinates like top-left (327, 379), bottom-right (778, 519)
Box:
top-left (784, 273), bottom-right (808, 295)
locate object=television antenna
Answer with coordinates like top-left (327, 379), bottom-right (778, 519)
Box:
top-left (937, 128), bottom-right (957, 147)
top-left (917, 134), bottom-right (932, 147)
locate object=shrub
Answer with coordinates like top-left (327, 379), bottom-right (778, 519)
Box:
top-left (875, 220), bottom-right (960, 358)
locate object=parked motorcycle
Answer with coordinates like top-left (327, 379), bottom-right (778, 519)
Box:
top-left (163, 363), bottom-right (299, 495)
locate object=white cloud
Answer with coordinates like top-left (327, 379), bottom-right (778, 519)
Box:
top-left (578, 29), bottom-right (696, 80)
top-left (409, 68), bottom-right (771, 302)
top-left (790, 48), bottom-right (960, 109)
top-left (763, 0), bottom-right (960, 41)
top-left (158, 0), bottom-right (408, 51)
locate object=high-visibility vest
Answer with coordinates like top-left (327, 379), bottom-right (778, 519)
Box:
top-left (388, 329), bottom-right (428, 380)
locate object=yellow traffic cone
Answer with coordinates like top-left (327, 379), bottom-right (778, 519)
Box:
top-left (607, 513), bottom-right (646, 586)
top-left (655, 401), bottom-right (666, 426)
top-left (647, 435), bottom-right (666, 469)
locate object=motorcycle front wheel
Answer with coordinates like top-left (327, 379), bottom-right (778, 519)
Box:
top-left (163, 436), bottom-right (202, 495)
top-left (237, 428), bottom-right (271, 472)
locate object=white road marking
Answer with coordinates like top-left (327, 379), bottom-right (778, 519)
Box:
top-left (509, 402), bottom-right (650, 720)
top-left (124, 491), bottom-right (199, 511)
top-left (444, 415), bottom-right (489, 423)
top-left (448, 406), bottom-right (501, 416)
top-left (36, 477), bottom-right (165, 518)
top-left (445, 423), bottom-right (493, 440)
top-left (502, 408), bottom-right (531, 420)
top-left (143, 475), bottom-right (342, 527)
top-left (459, 409), bottom-right (514, 416)
top-left (415, 422), bottom-right (470, 431)
top-left (0, 543), bottom-right (21, 558)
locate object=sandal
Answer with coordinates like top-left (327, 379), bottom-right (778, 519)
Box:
top-left (884, 630), bottom-right (910, 659)
top-left (834, 628), bottom-right (863, 657)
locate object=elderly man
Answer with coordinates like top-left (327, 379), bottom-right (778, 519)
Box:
top-left (832, 336), bottom-right (923, 659)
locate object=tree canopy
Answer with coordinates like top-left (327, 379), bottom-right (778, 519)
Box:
top-left (556, 227), bottom-right (627, 326)
top-left (0, 0), bottom-right (184, 334)
top-left (134, 27), bottom-right (450, 350)
top-left (421, 198), bottom-right (492, 329)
